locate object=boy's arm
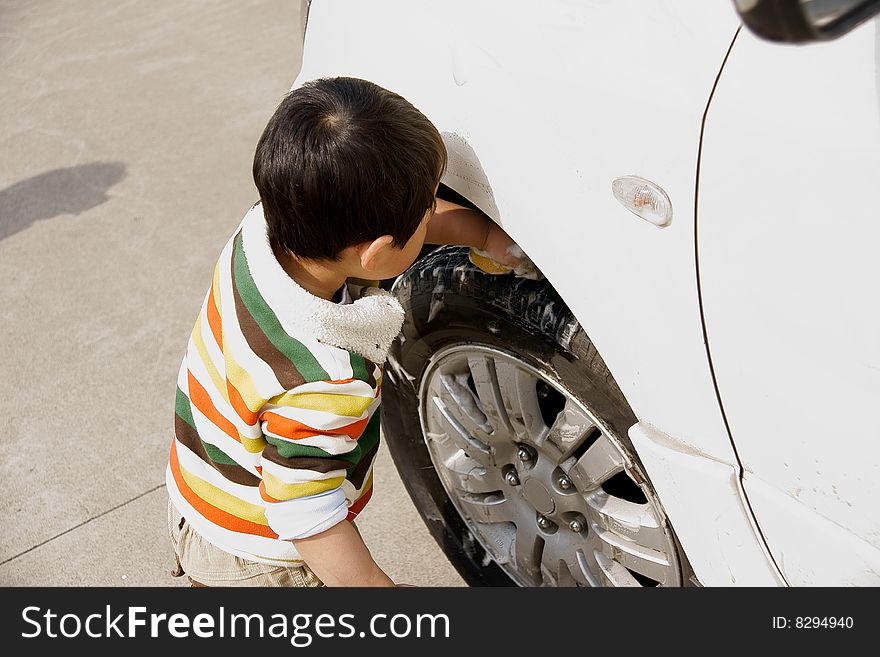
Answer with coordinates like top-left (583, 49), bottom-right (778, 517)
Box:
top-left (258, 377), bottom-right (393, 586)
top-left (426, 198), bottom-right (521, 268)
top-left (291, 521), bottom-right (394, 587)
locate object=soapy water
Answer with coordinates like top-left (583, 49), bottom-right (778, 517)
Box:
top-left (386, 354), bottom-right (416, 384)
top-left (427, 283), bottom-right (446, 323)
top-left (506, 244), bottom-right (542, 280)
top-left (439, 371), bottom-right (493, 434)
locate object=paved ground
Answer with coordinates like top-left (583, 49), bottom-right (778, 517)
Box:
top-left (0, 0), bottom-right (463, 587)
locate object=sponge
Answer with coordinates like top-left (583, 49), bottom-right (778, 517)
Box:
top-left (469, 245), bottom-right (542, 280)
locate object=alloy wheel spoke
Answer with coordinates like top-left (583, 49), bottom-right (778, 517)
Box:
top-left (434, 447), bottom-right (508, 493)
top-left (511, 519), bottom-right (545, 585)
top-left (584, 489), bottom-right (669, 553)
top-left (573, 548), bottom-right (604, 587)
top-left (465, 355), bottom-right (514, 442)
top-left (550, 488), bottom-right (591, 516)
top-left (459, 464), bottom-right (509, 496)
top-left (493, 360), bottom-right (548, 446)
top-left (563, 432), bottom-right (626, 491)
top-left (541, 531), bottom-right (599, 587)
top-left (592, 551), bottom-right (643, 587)
top-left (543, 400), bottom-right (597, 462)
top-left (455, 490), bottom-right (517, 525)
top-left (435, 367), bottom-right (495, 443)
top-left (591, 519), bottom-right (673, 585)
top-left (539, 535), bottom-right (572, 587)
top-left (428, 396), bottom-right (493, 466)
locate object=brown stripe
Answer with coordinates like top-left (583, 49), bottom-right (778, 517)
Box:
top-left (262, 443), bottom-right (353, 474)
top-left (348, 440), bottom-right (379, 490)
top-left (365, 358), bottom-right (377, 388)
top-left (230, 231), bottom-right (306, 390)
top-left (175, 413), bottom-right (261, 487)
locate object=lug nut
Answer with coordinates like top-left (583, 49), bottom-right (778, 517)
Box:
top-left (568, 518), bottom-right (585, 533)
top-left (557, 475), bottom-right (573, 490)
top-left (505, 470), bottom-right (520, 486)
top-left (517, 447), bottom-right (533, 462)
top-left (537, 515), bottom-right (553, 530)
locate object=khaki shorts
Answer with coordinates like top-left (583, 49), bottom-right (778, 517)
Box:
top-left (167, 499), bottom-right (323, 587)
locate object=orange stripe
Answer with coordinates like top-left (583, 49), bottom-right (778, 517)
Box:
top-left (170, 442), bottom-right (277, 539)
top-left (259, 480), bottom-right (282, 503)
top-left (187, 370), bottom-right (240, 443)
top-left (227, 377), bottom-right (259, 425)
top-left (206, 281), bottom-right (223, 349)
top-left (325, 378), bottom-right (357, 385)
top-left (346, 483), bottom-right (373, 520)
top-left (261, 412), bottom-right (370, 441)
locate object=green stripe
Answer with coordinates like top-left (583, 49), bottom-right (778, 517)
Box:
top-left (265, 435), bottom-right (360, 464)
top-left (345, 415), bottom-right (380, 479)
top-left (202, 440), bottom-right (238, 465)
top-left (349, 352), bottom-right (371, 384)
top-left (358, 412), bottom-right (381, 456)
top-left (231, 233), bottom-right (329, 382)
top-left (347, 413), bottom-right (380, 486)
top-left (175, 387), bottom-right (196, 429)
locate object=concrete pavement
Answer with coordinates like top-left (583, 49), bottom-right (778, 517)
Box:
top-left (0, 0), bottom-right (463, 587)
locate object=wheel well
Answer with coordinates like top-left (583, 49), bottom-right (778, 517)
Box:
top-left (378, 183), bottom-right (489, 291)
top-left (421, 182), bottom-right (487, 263)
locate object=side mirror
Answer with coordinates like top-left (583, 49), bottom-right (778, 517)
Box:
top-left (733, 0), bottom-right (880, 43)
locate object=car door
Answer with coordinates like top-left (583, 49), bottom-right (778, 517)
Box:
top-left (697, 18), bottom-right (880, 585)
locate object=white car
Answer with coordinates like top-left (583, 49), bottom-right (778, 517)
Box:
top-left (295, 0), bottom-right (880, 586)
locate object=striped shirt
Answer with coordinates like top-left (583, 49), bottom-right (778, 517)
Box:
top-left (166, 203), bottom-right (405, 566)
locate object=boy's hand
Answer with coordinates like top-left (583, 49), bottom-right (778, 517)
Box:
top-left (480, 222), bottom-right (523, 269)
top-left (428, 199), bottom-right (522, 266)
top-left (427, 197), bottom-right (531, 273)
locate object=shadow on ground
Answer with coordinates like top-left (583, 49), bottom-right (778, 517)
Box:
top-left (0, 162), bottom-right (127, 241)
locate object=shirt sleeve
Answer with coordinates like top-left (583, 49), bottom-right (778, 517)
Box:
top-left (257, 377), bottom-right (380, 540)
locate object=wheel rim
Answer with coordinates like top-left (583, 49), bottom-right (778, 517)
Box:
top-left (417, 344), bottom-right (682, 587)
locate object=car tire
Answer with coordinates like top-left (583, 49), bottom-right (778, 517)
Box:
top-left (381, 246), bottom-right (688, 587)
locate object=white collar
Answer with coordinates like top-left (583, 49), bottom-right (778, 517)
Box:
top-left (240, 204), bottom-right (405, 364)
top-left (334, 283), bottom-right (353, 305)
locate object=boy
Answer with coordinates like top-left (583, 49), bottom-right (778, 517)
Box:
top-left (166, 77), bottom-right (519, 587)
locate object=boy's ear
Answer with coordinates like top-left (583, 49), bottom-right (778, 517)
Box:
top-left (358, 235), bottom-right (395, 272)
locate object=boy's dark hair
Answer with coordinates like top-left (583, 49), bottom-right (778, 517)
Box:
top-left (253, 77), bottom-right (447, 260)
